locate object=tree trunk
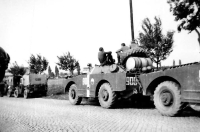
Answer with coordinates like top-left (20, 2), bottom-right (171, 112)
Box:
top-left (156, 57), bottom-right (159, 70)
top-left (70, 70), bottom-right (73, 76)
top-left (195, 28), bottom-right (200, 49)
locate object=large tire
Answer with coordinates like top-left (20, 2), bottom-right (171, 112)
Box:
top-left (154, 81), bottom-right (182, 116)
top-left (98, 83), bottom-right (117, 108)
top-left (24, 89), bottom-right (29, 99)
top-left (14, 89), bottom-right (19, 98)
top-left (69, 84), bottom-right (82, 105)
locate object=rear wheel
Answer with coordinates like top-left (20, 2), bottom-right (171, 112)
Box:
top-left (69, 84), bottom-right (82, 105)
top-left (154, 81), bottom-right (182, 116)
top-left (7, 90), bottom-right (11, 97)
top-left (14, 89), bottom-right (19, 98)
top-left (98, 83), bottom-right (117, 108)
top-left (24, 89), bottom-right (29, 99)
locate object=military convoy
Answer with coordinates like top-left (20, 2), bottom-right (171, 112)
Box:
top-left (1, 45), bottom-right (200, 117)
top-left (63, 47), bottom-right (200, 116)
top-left (6, 74), bottom-right (47, 98)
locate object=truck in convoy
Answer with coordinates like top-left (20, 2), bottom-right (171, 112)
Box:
top-left (63, 46), bottom-right (200, 116)
top-left (6, 74), bottom-right (47, 98)
top-left (6, 75), bottom-right (21, 97)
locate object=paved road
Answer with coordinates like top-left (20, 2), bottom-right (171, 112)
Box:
top-left (0, 97), bottom-right (200, 132)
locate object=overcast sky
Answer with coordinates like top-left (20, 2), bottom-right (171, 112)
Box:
top-left (0, 0), bottom-right (199, 72)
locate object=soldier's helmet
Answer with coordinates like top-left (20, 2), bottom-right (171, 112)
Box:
top-left (0, 47), bottom-right (10, 82)
top-left (99, 47), bottom-right (104, 51)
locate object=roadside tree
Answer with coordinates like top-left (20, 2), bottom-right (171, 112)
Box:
top-left (8, 62), bottom-right (26, 76)
top-left (139, 17), bottom-right (174, 68)
top-left (168, 0), bottom-right (200, 45)
top-left (55, 65), bottom-right (59, 77)
top-left (48, 66), bottom-right (52, 77)
top-left (28, 54), bottom-right (49, 74)
top-left (57, 52), bottom-right (79, 75)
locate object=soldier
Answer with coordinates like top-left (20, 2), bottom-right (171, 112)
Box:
top-left (98, 47), bottom-right (114, 66)
top-left (0, 47), bottom-right (10, 82)
top-left (129, 40), bottom-right (139, 49)
top-left (116, 43), bottom-right (129, 64)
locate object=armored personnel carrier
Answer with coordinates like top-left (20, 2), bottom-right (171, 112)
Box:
top-left (63, 46), bottom-right (200, 116)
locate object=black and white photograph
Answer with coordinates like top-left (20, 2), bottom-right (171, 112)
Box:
top-left (0, 0), bottom-right (200, 132)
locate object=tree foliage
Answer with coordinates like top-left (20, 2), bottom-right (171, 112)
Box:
top-left (28, 54), bottom-right (49, 74)
top-left (76, 62), bottom-right (81, 75)
top-left (8, 62), bottom-right (26, 76)
top-left (173, 60), bottom-right (175, 66)
top-left (139, 17), bottom-right (174, 68)
top-left (48, 66), bottom-right (52, 76)
top-left (57, 52), bottom-right (79, 75)
top-left (55, 65), bottom-right (59, 77)
top-left (50, 72), bottom-right (55, 78)
top-left (168, 0), bottom-right (200, 44)
top-left (179, 59), bottom-right (182, 65)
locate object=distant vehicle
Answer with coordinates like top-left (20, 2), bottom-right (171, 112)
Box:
top-left (7, 74), bottom-right (47, 98)
top-left (63, 47), bottom-right (200, 116)
top-left (6, 75), bottom-right (21, 97)
top-left (0, 81), bottom-right (7, 97)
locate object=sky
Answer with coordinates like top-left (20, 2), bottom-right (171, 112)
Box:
top-left (0, 0), bottom-right (199, 73)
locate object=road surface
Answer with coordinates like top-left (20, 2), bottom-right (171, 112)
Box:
top-left (0, 97), bottom-right (200, 132)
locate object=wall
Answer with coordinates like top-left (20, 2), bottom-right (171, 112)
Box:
top-left (47, 78), bottom-right (66, 96)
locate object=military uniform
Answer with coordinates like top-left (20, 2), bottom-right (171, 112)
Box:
top-left (98, 48), bottom-right (114, 66)
top-left (116, 44), bottom-right (130, 64)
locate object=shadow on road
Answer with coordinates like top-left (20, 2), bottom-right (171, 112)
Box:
top-left (81, 96), bottom-right (155, 109)
top-left (178, 107), bottom-right (200, 117)
top-left (43, 94), bottom-right (200, 117)
top-left (82, 98), bottom-right (200, 117)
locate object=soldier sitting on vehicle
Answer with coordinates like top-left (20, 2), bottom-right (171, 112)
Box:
top-left (129, 40), bottom-right (139, 49)
top-left (98, 47), bottom-right (115, 66)
top-left (116, 43), bottom-right (129, 64)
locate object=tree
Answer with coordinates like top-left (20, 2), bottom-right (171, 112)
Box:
top-left (139, 17), bottom-right (175, 68)
top-left (55, 65), bottom-right (59, 77)
top-left (57, 52), bottom-right (79, 75)
top-left (8, 62), bottom-right (26, 76)
top-left (173, 60), bottom-right (175, 66)
top-left (28, 54), bottom-right (49, 74)
top-left (179, 59), bottom-right (182, 65)
top-left (50, 72), bottom-right (55, 78)
top-left (168, 0), bottom-right (200, 45)
top-left (77, 62), bottom-right (81, 75)
top-left (48, 66), bottom-right (52, 77)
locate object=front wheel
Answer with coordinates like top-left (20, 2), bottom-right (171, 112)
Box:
top-left (98, 83), bottom-right (117, 108)
top-left (154, 81), bottom-right (182, 116)
top-left (7, 90), bottom-right (11, 97)
top-left (69, 84), bottom-right (82, 105)
top-left (14, 89), bottom-right (19, 98)
top-left (24, 89), bottom-right (29, 99)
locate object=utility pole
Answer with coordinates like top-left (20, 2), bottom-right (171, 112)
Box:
top-left (129, 0), bottom-right (134, 41)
